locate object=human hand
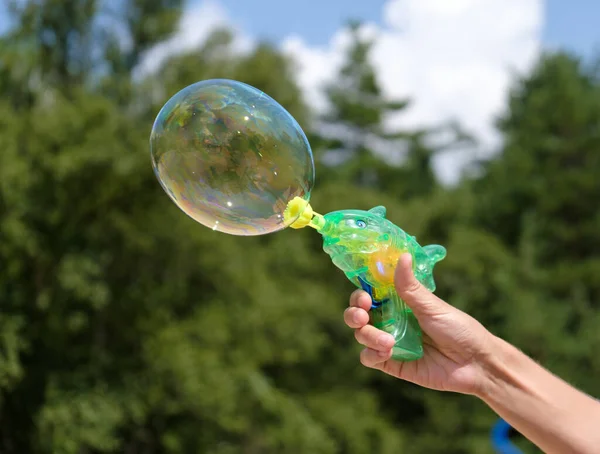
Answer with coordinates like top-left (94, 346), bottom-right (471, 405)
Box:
top-left (344, 253), bottom-right (496, 396)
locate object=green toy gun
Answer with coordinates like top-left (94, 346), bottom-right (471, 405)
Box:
top-left (284, 197), bottom-right (446, 361)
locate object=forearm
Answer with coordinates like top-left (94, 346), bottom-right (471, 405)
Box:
top-left (478, 335), bottom-right (600, 454)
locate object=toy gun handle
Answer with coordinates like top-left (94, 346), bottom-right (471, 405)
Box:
top-left (353, 273), bottom-right (423, 362)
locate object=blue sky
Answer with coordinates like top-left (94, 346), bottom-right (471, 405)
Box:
top-left (0, 0), bottom-right (597, 57)
top-left (214, 0), bottom-right (599, 59)
top-left (196, 0), bottom-right (596, 187)
top-left (0, 0), bottom-right (597, 184)
top-left (542, 0), bottom-right (599, 57)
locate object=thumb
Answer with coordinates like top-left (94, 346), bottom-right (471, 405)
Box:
top-left (394, 252), bottom-right (452, 318)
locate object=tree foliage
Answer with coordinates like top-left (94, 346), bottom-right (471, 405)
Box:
top-left (0, 3), bottom-right (598, 453)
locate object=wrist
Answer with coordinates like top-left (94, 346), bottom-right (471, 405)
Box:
top-left (472, 334), bottom-right (600, 454)
top-left (473, 334), bottom-right (528, 402)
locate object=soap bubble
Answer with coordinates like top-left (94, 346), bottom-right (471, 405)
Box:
top-left (150, 79), bottom-right (315, 236)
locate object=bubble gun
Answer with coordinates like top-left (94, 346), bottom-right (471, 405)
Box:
top-left (284, 197), bottom-right (446, 361)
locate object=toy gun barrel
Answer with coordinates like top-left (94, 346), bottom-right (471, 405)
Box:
top-left (284, 197), bottom-right (327, 231)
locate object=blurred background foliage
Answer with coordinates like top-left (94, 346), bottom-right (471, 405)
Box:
top-left (0, 1), bottom-right (599, 453)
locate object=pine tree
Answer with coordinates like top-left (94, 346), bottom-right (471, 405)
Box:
top-left (470, 51), bottom-right (600, 403)
top-left (313, 20), bottom-right (451, 199)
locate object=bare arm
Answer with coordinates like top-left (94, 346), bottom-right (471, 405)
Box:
top-left (344, 253), bottom-right (600, 454)
top-left (479, 336), bottom-right (600, 454)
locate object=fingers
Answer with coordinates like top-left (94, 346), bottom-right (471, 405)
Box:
top-left (344, 307), bottom-right (369, 328)
top-left (346, 292), bottom-right (395, 374)
top-left (344, 289), bottom-right (371, 328)
top-left (394, 253), bottom-right (453, 317)
top-left (360, 347), bottom-right (392, 369)
top-left (349, 289), bottom-right (372, 310)
top-left (346, 290), bottom-right (395, 351)
top-left (355, 324), bottom-right (395, 351)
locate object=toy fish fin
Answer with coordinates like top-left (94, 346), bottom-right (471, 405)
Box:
top-left (423, 244), bottom-right (446, 265)
top-left (368, 206), bottom-right (386, 218)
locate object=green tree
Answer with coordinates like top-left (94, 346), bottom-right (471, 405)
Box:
top-left (311, 21), bottom-right (410, 189)
top-left (311, 21), bottom-right (471, 199)
top-left (1, 1), bottom-right (598, 452)
top-left (0, 8), bottom-right (408, 454)
top-left (1, 0), bottom-right (183, 104)
top-left (470, 51), bottom-right (600, 396)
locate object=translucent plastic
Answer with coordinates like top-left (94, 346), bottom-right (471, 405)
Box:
top-left (150, 79), bottom-right (315, 236)
top-left (317, 205), bottom-right (446, 361)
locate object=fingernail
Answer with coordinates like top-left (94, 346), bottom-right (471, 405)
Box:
top-left (353, 311), bottom-right (362, 324)
top-left (377, 334), bottom-right (394, 347)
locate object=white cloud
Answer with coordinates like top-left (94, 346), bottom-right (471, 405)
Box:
top-left (282, 0), bottom-right (545, 184)
top-left (138, 0), bottom-right (544, 184)
top-left (134, 0), bottom-right (254, 78)
top-left (281, 23), bottom-right (380, 113)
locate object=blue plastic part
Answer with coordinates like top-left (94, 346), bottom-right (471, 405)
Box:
top-left (357, 276), bottom-right (388, 309)
top-left (491, 419), bottom-right (523, 454)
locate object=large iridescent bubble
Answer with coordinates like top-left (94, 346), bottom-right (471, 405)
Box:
top-left (150, 79), bottom-right (315, 236)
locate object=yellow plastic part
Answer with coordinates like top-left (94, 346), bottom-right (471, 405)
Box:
top-left (284, 196), bottom-right (329, 232)
top-left (284, 197), bottom-right (320, 229)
